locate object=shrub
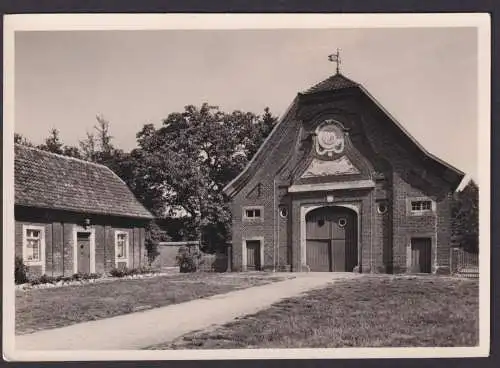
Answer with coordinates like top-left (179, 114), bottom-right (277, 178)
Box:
top-left (25, 272), bottom-right (103, 286)
top-left (72, 272), bottom-right (101, 281)
top-left (109, 268), bottom-right (128, 278)
top-left (136, 265), bottom-right (158, 274)
top-left (176, 246), bottom-right (202, 273)
top-left (108, 267), bottom-right (154, 278)
top-left (15, 256), bottom-right (29, 284)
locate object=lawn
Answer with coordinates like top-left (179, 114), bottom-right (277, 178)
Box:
top-left (151, 275), bottom-right (479, 349)
top-left (16, 272), bottom-right (292, 335)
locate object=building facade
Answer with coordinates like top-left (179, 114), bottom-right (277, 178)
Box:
top-left (223, 72), bottom-right (464, 274)
top-left (15, 144), bottom-right (154, 277)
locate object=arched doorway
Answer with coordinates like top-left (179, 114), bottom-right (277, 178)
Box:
top-left (305, 206), bottom-right (358, 272)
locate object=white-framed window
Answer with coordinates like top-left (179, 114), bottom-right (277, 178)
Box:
top-left (408, 197), bottom-right (436, 215)
top-left (411, 200), bottom-right (432, 211)
top-left (243, 206), bottom-right (264, 222)
top-left (114, 231), bottom-right (129, 265)
top-left (22, 225), bottom-right (45, 265)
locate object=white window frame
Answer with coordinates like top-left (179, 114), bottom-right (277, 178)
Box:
top-left (114, 231), bottom-right (129, 267)
top-left (407, 197), bottom-right (436, 216)
top-left (243, 206), bottom-right (264, 222)
top-left (22, 225), bottom-right (46, 274)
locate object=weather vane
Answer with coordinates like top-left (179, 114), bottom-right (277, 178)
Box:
top-left (328, 48), bottom-right (341, 74)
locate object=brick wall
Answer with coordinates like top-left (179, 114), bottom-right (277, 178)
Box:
top-left (228, 89), bottom-right (458, 274)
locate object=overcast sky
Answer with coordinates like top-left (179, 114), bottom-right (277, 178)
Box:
top-left (15, 27), bottom-right (478, 182)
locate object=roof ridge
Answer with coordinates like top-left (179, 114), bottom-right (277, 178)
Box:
top-left (15, 143), bottom-right (113, 171)
top-left (303, 72), bottom-right (359, 94)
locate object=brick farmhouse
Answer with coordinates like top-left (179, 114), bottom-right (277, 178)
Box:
top-left (15, 144), bottom-right (154, 277)
top-left (223, 72), bottom-right (465, 274)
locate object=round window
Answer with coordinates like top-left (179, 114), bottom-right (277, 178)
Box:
top-left (377, 203), bottom-right (388, 214)
top-left (279, 207), bottom-right (288, 218)
top-left (338, 218), bottom-right (347, 227)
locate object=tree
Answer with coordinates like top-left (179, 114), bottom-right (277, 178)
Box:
top-left (32, 129), bottom-right (82, 158)
top-left (452, 180), bottom-right (479, 253)
top-left (14, 133), bottom-right (34, 146)
top-left (38, 128), bottom-right (64, 154)
top-left (79, 115), bottom-right (122, 165)
top-left (132, 103), bottom-right (278, 251)
top-left (79, 131), bottom-right (99, 162)
top-left (94, 114), bottom-right (115, 159)
top-left (62, 146), bottom-right (82, 159)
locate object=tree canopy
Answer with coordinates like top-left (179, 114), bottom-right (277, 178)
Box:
top-left (129, 103), bottom-right (277, 250)
top-left (452, 180), bottom-right (479, 253)
top-left (14, 105), bottom-right (277, 253)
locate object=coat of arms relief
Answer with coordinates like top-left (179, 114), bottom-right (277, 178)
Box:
top-left (299, 119), bottom-right (361, 179)
top-left (315, 119), bottom-right (346, 157)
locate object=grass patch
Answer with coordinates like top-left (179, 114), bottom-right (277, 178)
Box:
top-left (16, 272), bottom-right (291, 335)
top-left (151, 275), bottom-right (479, 349)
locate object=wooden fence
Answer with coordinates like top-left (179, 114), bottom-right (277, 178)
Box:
top-left (450, 247), bottom-right (479, 278)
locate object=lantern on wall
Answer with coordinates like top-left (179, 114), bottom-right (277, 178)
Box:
top-left (83, 218), bottom-right (91, 229)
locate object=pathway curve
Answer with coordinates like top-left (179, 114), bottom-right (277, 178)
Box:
top-left (16, 272), bottom-right (357, 350)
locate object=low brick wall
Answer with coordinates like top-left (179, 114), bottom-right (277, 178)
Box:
top-left (199, 252), bottom-right (229, 272)
top-left (152, 241), bottom-right (200, 270)
top-left (153, 241), bottom-right (228, 272)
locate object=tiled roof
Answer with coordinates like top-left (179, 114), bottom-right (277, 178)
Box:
top-left (303, 73), bottom-right (359, 94)
top-left (15, 144), bottom-right (154, 219)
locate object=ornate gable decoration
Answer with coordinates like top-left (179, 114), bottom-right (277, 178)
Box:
top-left (315, 120), bottom-right (345, 157)
top-left (301, 157), bottom-right (360, 178)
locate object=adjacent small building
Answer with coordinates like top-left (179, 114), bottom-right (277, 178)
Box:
top-left (223, 71), bottom-right (465, 274)
top-left (14, 144), bottom-right (154, 277)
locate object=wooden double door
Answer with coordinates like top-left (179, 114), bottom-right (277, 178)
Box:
top-left (306, 206), bottom-right (358, 272)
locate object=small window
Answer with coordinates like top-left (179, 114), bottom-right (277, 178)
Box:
top-left (338, 218), bottom-right (347, 227)
top-left (245, 209), bottom-right (261, 218)
top-left (243, 207), bottom-right (264, 221)
top-left (115, 231), bottom-right (129, 261)
top-left (411, 200), bottom-right (432, 212)
top-left (24, 227), bottom-right (44, 262)
top-left (279, 207), bottom-right (288, 218)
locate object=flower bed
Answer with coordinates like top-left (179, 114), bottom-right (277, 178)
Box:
top-left (15, 266), bottom-right (175, 291)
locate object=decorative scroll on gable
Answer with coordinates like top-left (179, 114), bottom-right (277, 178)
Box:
top-left (300, 156), bottom-right (361, 178)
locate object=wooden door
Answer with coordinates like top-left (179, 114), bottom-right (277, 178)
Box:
top-left (411, 238), bottom-right (432, 273)
top-left (306, 207), bottom-right (357, 272)
top-left (246, 240), bottom-right (261, 270)
top-left (331, 239), bottom-right (346, 272)
top-left (77, 232), bottom-right (91, 274)
top-left (306, 240), bottom-right (330, 271)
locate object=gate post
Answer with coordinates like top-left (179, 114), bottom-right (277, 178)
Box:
top-left (450, 247), bottom-right (458, 274)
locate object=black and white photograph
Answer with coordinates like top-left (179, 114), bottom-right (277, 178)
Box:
top-left (2, 13), bottom-right (490, 361)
